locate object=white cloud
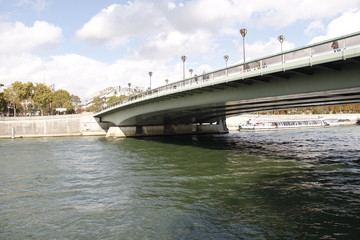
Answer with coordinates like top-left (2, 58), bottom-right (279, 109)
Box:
top-left (0, 53), bottom-right (44, 81)
top-left (75, 1), bottom-right (165, 48)
top-left (245, 0), bottom-right (360, 28)
top-left (0, 21), bottom-right (62, 54)
top-left (75, 0), bottom-right (360, 61)
top-left (310, 8), bottom-right (360, 43)
top-left (168, 0), bottom-right (237, 32)
top-left (0, 53), bottom-right (108, 98)
top-left (305, 20), bottom-right (326, 36)
top-left (326, 8), bottom-right (360, 37)
top-left (75, 0), bottom-right (237, 60)
top-left (133, 30), bottom-right (214, 60)
top-left (168, 2), bottom-right (176, 10)
top-left (17, 0), bottom-right (49, 12)
top-left (43, 54), bottom-right (109, 97)
top-left (0, 53), bottom-right (176, 99)
top-left (3, 0), bottom-right (360, 101)
top-left (232, 36), bottom-right (295, 63)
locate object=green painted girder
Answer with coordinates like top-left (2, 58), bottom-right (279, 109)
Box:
top-left (95, 36), bottom-right (360, 126)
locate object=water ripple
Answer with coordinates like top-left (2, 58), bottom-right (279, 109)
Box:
top-left (1, 126), bottom-right (360, 239)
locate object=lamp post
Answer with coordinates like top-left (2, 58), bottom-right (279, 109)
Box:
top-left (224, 55), bottom-right (229, 75)
top-left (181, 55), bottom-right (187, 80)
top-left (278, 35), bottom-right (285, 63)
top-left (240, 28), bottom-right (247, 64)
top-left (224, 55), bottom-right (229, 68)
top-left (189, 69), bottom-right (193, 77)
top-left (148, 71), bottom-right (153, 89)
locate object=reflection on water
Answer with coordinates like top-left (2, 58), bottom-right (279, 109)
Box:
top-left (1, 126), bottom-right (360, 239)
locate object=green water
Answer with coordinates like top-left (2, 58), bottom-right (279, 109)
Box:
top-left (1, 126), bottom-right (360, 239)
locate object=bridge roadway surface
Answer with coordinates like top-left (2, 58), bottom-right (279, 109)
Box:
top-left (95, 32), bottom-right (360, 135)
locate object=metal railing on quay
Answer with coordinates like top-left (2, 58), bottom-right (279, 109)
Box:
top-left (96, 32), bottom-right (360, 114)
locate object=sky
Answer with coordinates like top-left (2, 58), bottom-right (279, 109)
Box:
top-left (0, 0), bottom-right (360, 100)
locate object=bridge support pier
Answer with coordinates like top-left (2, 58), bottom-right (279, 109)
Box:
top-left (105, 119), bottom-right (228, 138)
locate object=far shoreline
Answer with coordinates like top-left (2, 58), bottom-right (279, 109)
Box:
top-left (1, 113), bottom-right (359, 139)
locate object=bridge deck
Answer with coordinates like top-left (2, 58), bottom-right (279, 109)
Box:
top-left (95, 32), bottom-right (360, 127)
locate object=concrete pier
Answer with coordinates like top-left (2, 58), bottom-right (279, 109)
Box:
top-left (105, 120), bottom-right (229, 138)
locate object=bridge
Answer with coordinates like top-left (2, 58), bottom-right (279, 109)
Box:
top-left (95, 32), bottom-right (360, 137)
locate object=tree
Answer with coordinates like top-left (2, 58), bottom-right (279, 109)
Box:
top-left (52, 89), bottom-right (73, 114)
top-left (3, 81), bottom-right (36, 116)
top-left (70, 94), bottom-right (81, 113)
top-left (86, 96), bottom-right (105, 112)
top-left (0, 91), bottom-right (7, 115)
top-left (19, 82), bottom-right (34, 115)
top-left (3, 82), bottom-right (20, 116)
top-left (107, 95), bottom-right (127, 105)
top-left (32, 83), bottom-right (53, 116)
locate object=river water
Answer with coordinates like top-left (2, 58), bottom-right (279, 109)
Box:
top-left (1, 126), bottom-right (360, 239)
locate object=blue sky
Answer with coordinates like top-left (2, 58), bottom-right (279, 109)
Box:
top-left (1, 0), bottom-right (360, 99)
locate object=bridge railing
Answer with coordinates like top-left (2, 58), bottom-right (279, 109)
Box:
top-left (96, 32), bottom-right (360, 114)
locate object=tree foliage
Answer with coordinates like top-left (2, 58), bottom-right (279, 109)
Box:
top-left (0, 92), bottom-right (7, 114)
top-left (86, 96), bottom-right (105, 112)
top-left (32, 83), bottom-right (53, 115)
top-left (2, 81), bottom-right (35, 116)
top-left (264, 104), bottom-right (360, 115)
top-left (52, 89), bottom-right (73, 112)
top-left (0, 81), bottom-right (80, 116)
top-left (107, 95), bottom-right (127, 105)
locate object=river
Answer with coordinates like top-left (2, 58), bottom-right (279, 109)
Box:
top-left (1, 126), bottom-right (359, 239)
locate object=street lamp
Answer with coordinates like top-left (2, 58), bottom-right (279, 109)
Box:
top-left (224, 55), bottom-right (229, 68)
top-left (189, 69), bottom-right (193, 77)
top-left (181, 55), bottom-right (187, 80)
top-left (278, 35), bottom-right (285, 63)
top-left (240, 28), bottom-right (247, 64)
top-left (278, 35), bottom-right (285, 51)
top-left (148, 71), bottom-right (153, 89)
top-left (165, 79), bottom-right (169, 85)
top-left (224, 55), bottom-right (229, 76)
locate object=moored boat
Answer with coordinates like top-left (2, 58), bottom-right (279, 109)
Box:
top-left (238, 119), bottom-right (328, 131)
top-left (323, 119), bottom-right (341, 126)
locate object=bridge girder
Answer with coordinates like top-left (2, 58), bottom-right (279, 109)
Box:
top-left (95, 52), bottom-right (360, 127)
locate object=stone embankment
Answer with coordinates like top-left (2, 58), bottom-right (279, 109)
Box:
top-left (0, 112), bottom-right (113, 139)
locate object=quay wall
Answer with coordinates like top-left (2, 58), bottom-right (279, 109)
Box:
top-left (0, 113), bottom-right (112, 139)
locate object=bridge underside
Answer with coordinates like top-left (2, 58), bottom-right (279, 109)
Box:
top-left (97, 54), bottom-right (360, 137)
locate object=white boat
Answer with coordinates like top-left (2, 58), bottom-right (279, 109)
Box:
top-left (323, 119), bottom-right (341, 126)
top-left (238, 119), bottom-right (328, 131)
